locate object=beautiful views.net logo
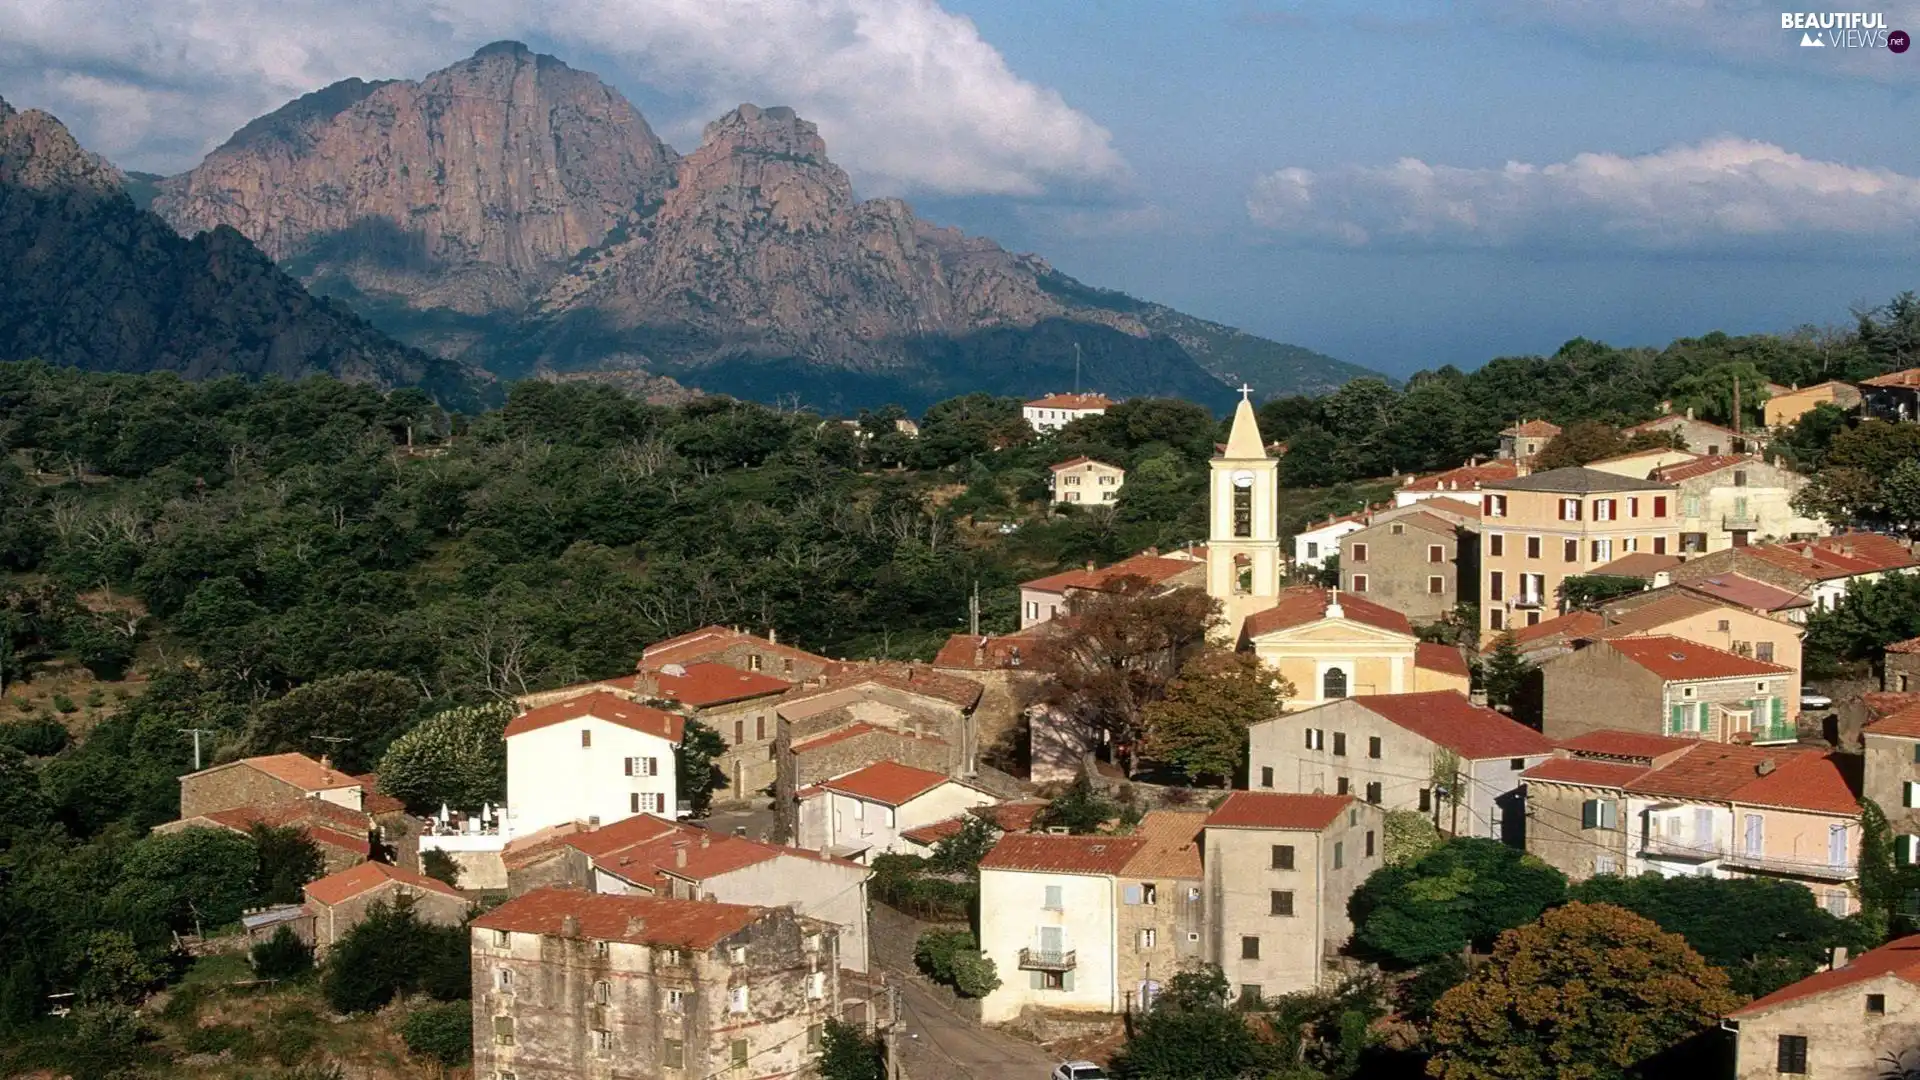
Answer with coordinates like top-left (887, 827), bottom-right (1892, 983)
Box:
top-left (1781, 11), bottom-right (1908, 49)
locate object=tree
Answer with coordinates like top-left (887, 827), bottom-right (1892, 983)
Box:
top-left (77, 930), bottom-right (161, 1005)
top-left (1556, 574), bottom-right (1645, 611)
top-left (1382, 809), bottom-right (1442, 866)
top-left (1143, 649), bottom-right (1291, 785)
top-left (1427, 902), bottom-right (1743, 1080)
top-left (421, 849), bottom-right (462, 889)
top-left (248, 671), bottom-right (422, 773)
top-left (1534, 421), bottom-right (1628, 470)
top-left (400, 1001), bottom-right (473, 1067)
top-left (1794, 419), bottom-right (1920, 528)
top-left (1035, 771), bottom-right (1120, 834)
top-left (676, 716), bottom-right (727, 816)
top-left (912, 929), bottom-right (1000, 998)
top-left (928, 814), bottom-right (999, 875)
top-left (1109, 965), bottom-right (1273, 1080)
top-left (250, 824), bottom-right (324, 906)
top-left (1349, 838), bottom-right (1568, 966)
top-left (375, 702), bottom-right (513, 813)
top-left (1803, 572), bottom-right (1920, 673)
top-left (816, 1019), bottom-right (885, 1080)
top-left (1477, 634), bottom-right (1533, 712)
top-left (251, 925), bottom-right (316, 980)
top-left (321, 897), bottom-right (470, 1013)
top-left (108, 826), bottom-right (259, 938)
top-left (0, 743), bottom-right (48, 836)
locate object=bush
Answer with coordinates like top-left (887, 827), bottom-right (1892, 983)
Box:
top-left (320, 898), bottom-right (470, 1014)
top-left (251, 926), bottom-right (314, 980)
top-left (62, 1004), bottom-right (151, 1080)
top-left (913, 929), bottom-right (1000, 998)
top-left (266, 1005), bottom-right (322, 1065)
top-left (816, 1018), bottom-right (885, 1080)
top-left (0, 717), bottom-right (69, 757)
top-left (50, 694), bottom-right (76, 714)
top-left (400, 1001), bottom-right (473, 1066)
top-left (870, 854), bottom-right (977, 921)
top-left (182, 1022), bottom-right (251, 1056)
top-left (421, 849), bottom-right (461, 889)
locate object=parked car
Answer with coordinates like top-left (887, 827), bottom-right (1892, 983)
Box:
top-left (1051, 1063), bottom-right (1108, 1080)
top-left (1800, 688), bottom-right (1835, 710)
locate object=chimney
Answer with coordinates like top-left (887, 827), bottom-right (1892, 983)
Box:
top-left (1085, 560), bottom-right (1096, 572)
top-left (700, 833), bottom-right (711, 849)
top-left (1146, 546), bottom-right (1159, 556)
top-left (1831, 946), bottom-right (1850, 969)
top-left (768, 627), bottom-right (778, 645)
top-left (1685, 407), bottom-right (1695, 420)
top-left (561, 913), bottom-right (582, 939)
top-left (625, 916), bottom-right (646, 939)
top-left (674, 841), bottom-right (688, 868)
top-left (1756, 758), bottom-right (1777, 776)
top-left (818, 848), bottom-right (830, 861)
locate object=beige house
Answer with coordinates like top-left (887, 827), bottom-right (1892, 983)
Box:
top-left (1591, 592), bottom-right (1806, 708)
top-left (1394, 459), bottom-right (1522, 508)
top-left (1726, 935), bottom-right (1920, 1080)
top-left (1584, 447), bottom-right (1700, 479)
top-left (1644, 455), bottom-right (1824, 553)
top-left (471, 888), bottom-right (839, 1080)
top-left (1114, 811), bottom-right (1207, 1011)
top-left (1240, 586), bottom-right (1469, 707)
top-left (977, 833), bottom-right (1145, 1023)
top-left (1623, 411), bottom-right (1764, 454)
top-left (1541, 635), bottom-right (1796, 746)
top-left (1019, 553), bottom-right (1204, 629)
top-left (1763, 380), bottom-right (1862, 428)
top-left (794, 762), bottom-right (998, 862)
top-left (1863, 704), bottom-right (1920, 867)
top-left (1050, 456), bottom-right (1126, 505)
top-left (1203, 793), bottom-right (1382, 1006)
top-left (1498, 419), bottom-right (1561, 460)
top-left (1521, 730), bottom-right (1698, 881)
top-left (304, 861), bottom-right (467, 956)
top-left (1247, 691), bottom-right (1553, 841)
top-left (1339, 510), bottom-right (1474, 624)
top-left (1477, 466), bottom-right (1678, 639)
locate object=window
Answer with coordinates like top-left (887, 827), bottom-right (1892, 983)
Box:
top-left (1653, 536), bottom-right (1667, 554)
top-left (1365, 781), bottom-right (1382, 805)
top-left (1595, 855), bottom-right (1617, 875)
top-left (631, 792), bottom-right (641, 813)
top-left (1628, 497), bottom-right (1639, 517)
top-left (1241, 936), bottom-right (1261, 960)
top-left (1336, 777), bottom-right (1350, 795)
top-left (756, 716), bottom-right (766, 740)
top-left (731, 1039), bottom-right (749, 1068)
top-left (808, 972), bottom-right (826, 1000)
top-left (1261, 766), bottom-right (1274, 788)
top-left (1489, 534), bottom-right (1504, 556)
top-left (1233, 485), bottom-right (1252, 537)
top-left (592, 1029), bottom-right (613, 1052)
top-left (1272, 844), bottom-right (1295, 870)
top-left (1419, 788), bottom-right (1432, 812)
top-left (1323, 668), bottom-right (1348, 700)
top-left (497, 968), bottom-right (514, 992)
top-left (1777, 1035), bottom-right (1808, 1074)
top-left (1526, 535), bottom-right (1542, 559)
top-left (1351, 574), bottom-right (1368, 593)
top-left (1581, 799), bottom-right (1618, 830)
top-left (663, 1040), bottom-right (685, 1070)
top-left (1509, 757), bottom-right (1525, 770)
top-left (1044, 885), bottom-right (1064, 910)
top-left (1429, 576), bottom-right (1445, 594)
top-left (1351, 543), bottom-right (1368, 563)
top-left (1591, 538), bottom-right (1612, 562)
top-left (581, 729), bottom-right (592, 748)
top-left (594, 980), bottom-right (610, 1005)
top-left (1368, 736), bottom-right (1381, 760)
top-left (734, 719), bottom-right (745, 744)
top-left (1559, 498), bottom-right (1582, 521)
top-left (1392, 523), bottom-right (1405, 535)
top-left (1594, 499), bottom-right (1614, 521)
top-left (494, 1015), bottom-right (515, 1046)
top-left (729, 986), bottom-right (749, 1013)
top-left (748, 654), bottom-right (762, 671)
top-left (1024, 601), bottom-right (1038, 621)
top-left (1489, 609), bottom-right (1504, 630)
top-left (1306, 541), bottom-right (1320, 559)
top-left (1869, 993), bottom-right (1887, 1014)
top-left (1654, 496), bottom-right (1668, 517)
top-left (808, 1024), bottom-right (823, 1052)
top-left (1485, 493), bottom-right (1507, 518)
top-left (493, 929), bottom-right (511, 948)
top-left (595, 941), bottom-right (609, 958)
top-left (1527, 610), bottom-right (1541, 626)
top-left (1142, 883), bottom-right (1157, 904)
top-left (730, 945), bottom-right (748, 964)
top-left (1332, 732), bottom-right (1347, 756)
top-left (784, 657), bottom-right (795, 674)
top-left (1757, 641), bottom-right (1774, 662)
top-left (1734, 469), bottom-right (1748, 487)
top-left (1333, 841), bottom-right (1344, 870)
top-left (1304, 728), bottom-right (1325, 751)
top-left (1270, 890), bottom-right (1295, 916)
top-left (1139, 928), bottom-right (1157, 949)
top-left (1366, 830), bottom-right (1376, 857)
top-left (1428, 544), bottom-right (1445, 563)
top-left (666, 989), bottom-right (687, 1012)
top-left (1563, 538), bottom-right (1578, 562)
top-left (1489, 570), bottom-right (1504, 602)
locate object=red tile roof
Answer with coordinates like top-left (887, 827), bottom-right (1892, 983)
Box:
top-left (472, 886), bottom-right (764, 949)
top-left (902, 801), bottom-right (1052, 845)
top-left (1588, 553), bottom-right (1683, 579)
top-left (1588, 594), bottom-right (1725, 639)
top-left (1121, 810), bottom-right (1207, 879)
top-left (1204, 791), bottom-right (1355, 831)
top-left (1867, 703), bottom-right (1920, 740)
top-left (504, 692), bottom-right (685, 743)
top-left (1677, 573), bottom-right (1811, 612)
top-left (1414, 496), bottom-right (1485, 520)
top-left (1888, 636), bottom-right (1920, 655)
top-left (1502, 419), bottom-right (1563, 438)
top-left (1863, 367), bottom-right (1920, 388)
top-left (650, 662), bottom-right (790, 707)
top-left (305, 860), bottom-right (463, 907)
top-left (811, 761), bottom-right (968, 807)
top-left (1021, 553), bottom-right (1200, 596)
top-left (1398, 460), bottom-right (1521, 493)
top-left (931, 627), bottom-right (1048, 671)
top-left (198, 805), bottom-right (370, 857)
top-left (1242, 587), bottom-right (1412, 639)
top-left (1508, 609), bottom-right (1606, 647)
top-left (351, 774), bottom-right (408, 815)
top-left (1731, 751), bottom-right (1861, 815)
top-left (1731, 934), bottom-right (1920, 1017)
top-left (1603, 636), bottom-right (1793, 682)
top-left (1521, 758), bottom-right (1648, 787)
top-left (790, 722), bottom-right (945, 754)
top-left (1348, 691), bottom-right (1554, 760)
top-left (1738, 535), bottom-right (1919, 581)
top-left (194, 752), bottom-right (360, 793)
top-left (1557, 729), bottom-right (1700, 760)
top-left (1652, 454), bottom-right (1754, 483)
top-left (1050, 456), bottom-right (1119, 472)
top-left (639, 626), bottom-right (833, 673)
top-left (1415, 642), bottom-right (1471, 679)
top-left (1025, 393), bottom-right (1114, 410)
top-left (1867, 693), bottom-right (1920, 721)
top-left (810, 661), bottom-right (985, 709)
top-left (1624, 743), bottom-right (1804, 802)
top-left (1625, 414), bottom-right (1744, 439)
top-left (979, 833), bottom-right (1146, 875)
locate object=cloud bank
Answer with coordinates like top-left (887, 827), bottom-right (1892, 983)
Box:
top-left (1247, 138), bottom-right (1920, 255)
top-left (0, 0), bottom-right (1124, 197)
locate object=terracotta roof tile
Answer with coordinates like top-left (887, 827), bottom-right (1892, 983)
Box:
top-left (1120, 811), bottom-right (1206, 879)
top-left (1677, 574), bottom-right (1811, 612)
top-left (195, 752), bottom-right (359, 793)
top-left (1557, 730), bottom-right (1700, 760)
top-left (1050, 456), bottom-right (1119, 472)
top-left (901, 801), bottom-right (1052, 846)
top-left (1021, 553), bottom-right (1201, 596)
top-left (931, 627), bottom-right (1048, 671)
top-left (789, 722), bottom-right (945, 754)
top-left (1603, 636), bottom-right (1793, 682)
top-left (1624, 743), bottom-right (1805, 802)
top-left (1863, 367), bottom-right (1920, 388)
top-left (1732, 934), bottom-right (1920, 1017)
top-left (1652, 454), bottom-right (1755, 483)
top-left (650, 662), bottom-right (791, 707)
top-left (810, 662), bottom-right (984, 709)
top-left (1867, 693), bottom-right (1920, 721)
top-left (471, 886), bottom-right (764, 949)
top-left (1413, 497), bottom-right (1484, 519)
top-left (1625, 414), bottom-right (1743, 439)
top-left (1521, 759), bottom-right (1649, 787)
top-left (1415, 642), bottom-right (1471, 679)
top-left (810, 761), bottom-right (970, 807)
top-left (639, 626), bottom-right (833, 673)
top-left (197, 802), bottom-right (372, 857)
top-left (1731, 751), bottom-right (1860, 815)
top-left (1398, 460), bottom-right (1520, 493)
top-left (1242, 587), bottom-right (1412, 639)
top-left (305, 861), bottom-right (463, 907)
top-left (1502, 419), bottom-right (1563, 437)
top-left (1508, 610), bottom-right (1606, 647)
top-left (1348, 691), bottom-right (1555, 760)
top-left (1025, 393), bottom-right (1114, 410)
top-left (1738, 535), bottom-right (1919, 581)
top-left (1588, 553), bottom-right (1683, 579)
top-left (979, 833), bottom-right (1146, 875)
top-left (1867, 703), bottom-right (1920, 740)
top-left (1205, 791), bottom-right (1354, 831)
top-left (1588, 594), bottom-right (1725, 639)
top-left (1887, 636), bottom-right (1920, 655)
top-left (504, 691), bottom-right (685, 743)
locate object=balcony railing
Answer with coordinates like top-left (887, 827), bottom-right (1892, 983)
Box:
top-left (1748, 723), bottom-right (1799, 745)
top-left (1510, 594), bottom-right (1545, 610)
top-left (1641, 835), bottom-right (1724, 861)
top-left (1723, 850), bottom-right (1858, 882)
top-left (1018, 948), bottom-right (1077, 972)
top-left (1722, 513), bottom-right (1760, 530)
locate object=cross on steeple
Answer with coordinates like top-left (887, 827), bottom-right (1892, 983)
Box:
top-left (1238, 384), bottom-right (1254, 402)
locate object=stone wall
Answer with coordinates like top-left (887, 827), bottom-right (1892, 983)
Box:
top-left (1540, 648), bottom-right (1666, 741)
top-left (1524, 781), bottom-right (1629, 882)
top-left (313, 882), bottom-right (467, 955)
top-left (180, 766), bottom-right (306, 819)
top-left (1887, 651), bottom-right (1920, 695)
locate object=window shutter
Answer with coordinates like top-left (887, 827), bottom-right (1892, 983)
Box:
top-left (1581, 800), bottom-right (1598, 829)
top-left (1907, 782), bottom-right (1918, 809)
top-left (1602, 801), bottom-right (1617, 829)
top-left (624, 758), bottom-right (634, 777)
top-left (1668, 704), bottom-right (1685, 735)
top-left (1061, 969), bottom-right (1075, 992)
top-left (1123, 885), bottom-right (1141, 905)
top-left (1773, 697), bottom-right (1786, 726)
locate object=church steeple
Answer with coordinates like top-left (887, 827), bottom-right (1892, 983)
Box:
top-left (1223, 385), bottom-right (1269, 460)
top-left (1207, 385), bottom-right (1283, 637)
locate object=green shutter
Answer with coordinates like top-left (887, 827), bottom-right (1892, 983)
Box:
top-left (1899, 838), bottom-right (1913, 867)
top-left (1581, 800), bottom-right (1598, 829)
top-left (1061, 969), bottom-right (1075, 992)
top-left (1031, 970), bottom-right (1043, 990)
top-left (1669, 704), bottom-right (1685, 735)
top-left (1773, 697), bottom-right (1786, 725)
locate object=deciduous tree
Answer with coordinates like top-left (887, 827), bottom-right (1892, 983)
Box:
top-left (1349, 838), bottom-right (1567, 966)
top-left (375, 702), bottom-right (513, 813)
top-left (676, 717), bottom-right (727, 816)
top-left (1142, 649), bottom-right (1291, 785)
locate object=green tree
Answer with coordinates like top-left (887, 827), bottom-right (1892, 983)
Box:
top-left (375, 702), bottom-right (513, 813)
top-left (912, 929), bottom-right (1000, 998)
top-left (108, 826), bottom-right (258, 938)
top-left (1035, 772), bottom-right (1120, 835)
top-left (248, 671), bottom-right (422, 773)
top-left (400, 1001), bottom-right (473, 1067)
top-left (1477, 634), bottom-right (1533, 712)
top-left (421, 849), bottom-right (463, 889)
top-left (1804, 572), bottom-right (1920, 674)
top-left (1349, 838), bottom-right (1568, 966)
top-left (816, 1019), bottom-right (886, 1080)
top-left (251, 925), bottom-right (316, 980)
top-left (320, 897), bottom-right (470, 1014)
top-left (928, 814), bottom-right (1000, 875)
top-left (77, 931), bottom-right (161, 1005)
top-left (1534, 421), bottom-right (1628, 470)
top-left (250, 824), bottom-right (324, 906)
top-left (0, 743), bottom-right (48, 836)
top-left (676, 716), bottom-right (727, 816)
top-left (1382, 809), bottom-right (1442, 866)
top-left (1109, 964), bottom-right (1272, 1080)
top-left (1428, 902), bottom-right (1742, 1080)
top-left (1557, 574), bottom-right (1646, 611)
top-left (1142, 649), bottom-right (1291, 785)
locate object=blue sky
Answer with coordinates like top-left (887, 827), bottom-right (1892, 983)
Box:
top-left (4, 0), bottom-right (1918, 379)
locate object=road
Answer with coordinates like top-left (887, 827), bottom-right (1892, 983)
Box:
top-left (892, 977), bottom-right (1056, 1080)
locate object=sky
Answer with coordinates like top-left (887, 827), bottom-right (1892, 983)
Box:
top-left (3, 0), bottom-right (1920, 378)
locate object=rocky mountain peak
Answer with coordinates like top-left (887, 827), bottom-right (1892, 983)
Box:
top-left (0, 96), bottom-right (124, 197)
top-left (472, 39), bottom-right (535, 59)
top-left (700, 104), bottom-right (829, 164)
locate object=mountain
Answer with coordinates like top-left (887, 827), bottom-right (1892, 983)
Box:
top-left (0, 96), bottom-right (483, 406)
top-left (150, 44), bottom-right (1375, 411)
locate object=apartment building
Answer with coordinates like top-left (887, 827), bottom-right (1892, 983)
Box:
top-left (977, 833), bottom-right (1146, 1023)
top-left (1339, 509), bottom-right (1476, 624)
top-left (1477, 466), bottom-right (1677, 639)
top-left (1050, 457), bottom-right (1126, 504)
top-left (503, 693), bottom-right (685, 839)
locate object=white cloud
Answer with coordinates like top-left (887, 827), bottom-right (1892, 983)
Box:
top-left (0, 0), bottom-right (1124, 196)
top-left (1247, 138), bottom-right (1920, 255)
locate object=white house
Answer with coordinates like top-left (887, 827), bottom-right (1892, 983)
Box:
top-left (1292, 512), bottom-right (1366, 572)
top-left (794, 762), bottom-right (998, 862)
top-left (977, 833), bottom-right (1139, 1023)
top-left (503, 691), bottom-right (685, 840)
top-left (1050, 457), bottom-right (1126, 505)
top-left (1023, 393), bottom-right (1113, 434)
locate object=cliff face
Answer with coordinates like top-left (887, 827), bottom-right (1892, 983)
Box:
top-left (153, 42), bottom-right (678, 315)
top-left (0, 95), bottom-right (480, 404)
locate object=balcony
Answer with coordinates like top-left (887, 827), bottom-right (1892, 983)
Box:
top-left (1018, 948), bottom-right (1077, 972)
top-left (1723, 513), bottom-right (1760, 531)
top-left (1723, 850), bottom-right (1857, 882)
top-left (1641, 835), bottom-right (1725, 861)
top-left (1748, 722), bottom-right (1799, 745)
top-left (1510, 594), bottom-right (1545, 610)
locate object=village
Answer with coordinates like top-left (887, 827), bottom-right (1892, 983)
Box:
top-left (123, 370), bottom-right (1920, 1080)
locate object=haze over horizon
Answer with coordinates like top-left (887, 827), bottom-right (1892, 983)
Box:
top-left (5, 0), bottom-right (1917, 381)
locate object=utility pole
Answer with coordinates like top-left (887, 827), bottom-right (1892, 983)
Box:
top-left (1073, 342), bottom-right (1082, 394)
top-left (178, 727), bottom-right (215, 771)
top-left (1732, 375), bottom-right (1743, 445)
top-left (883, 983), bottom-right (903, 1080)
top-left (968, 580), bottom-right (980, 637)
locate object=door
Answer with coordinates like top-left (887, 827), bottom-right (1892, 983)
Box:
top-left (1743, 814), bottom-right (1763, 858)
top-left (1693, 808), bottom-right (1715, 853)
top-left (1830, 824), bottom-right (1849, 869)
top-left (1039, 926), bottom-right (1064, 961)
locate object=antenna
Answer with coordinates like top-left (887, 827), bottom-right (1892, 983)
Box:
top-left (178, 727), bottom-right (216, 771)
top-left (1073, 342), bottom-right (1082, 394)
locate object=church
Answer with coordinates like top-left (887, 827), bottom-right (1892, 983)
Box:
top-left (1207, 390), bottom-right (1470, 709)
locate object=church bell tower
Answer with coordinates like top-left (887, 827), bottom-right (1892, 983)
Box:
top-left (1207, 386), bottom-right (1283, 637)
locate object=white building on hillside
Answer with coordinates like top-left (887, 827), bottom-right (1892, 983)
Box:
top-left (1023, 393), bottom-right (1113, 433)
top-left (795, 762), bottom-right (997, 863)
top-left (503, 691), bottom-right (685, 840)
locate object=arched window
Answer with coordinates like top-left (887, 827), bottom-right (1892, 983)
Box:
top-left (1323, 667), bottom-right (1348, 700)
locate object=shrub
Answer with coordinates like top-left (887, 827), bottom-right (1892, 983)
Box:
top-left (421, 849), bottom-right (461, 888)
top-left (816, 1018), bottom-right (885, 1080)
top-left (0, 717), bottom-right (69, 757)
top-left (320, 898), bottom-right (470, 1014)
top-left (913, 929), bottom-right (1000, 998)
top-left (183, 1022), bottom-right (251, 1056)
top-left (400, 1001), bottom-right (473, 1066)
top-left (251, 926), bottom-right (315, 981)
top-left (50, 694), bottom-right (76, 714)
top-left (266, 1006), bottom-right (321, 1065)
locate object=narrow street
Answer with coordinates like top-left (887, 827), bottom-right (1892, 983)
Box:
top-left (892, 977), bottom-right (1056, 1080)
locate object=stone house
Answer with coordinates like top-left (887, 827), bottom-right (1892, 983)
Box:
top-left (1504, 609), bottom-right (1607, 665)
top-left (1863, 367), bottom-right (1920, 422)
top-left (1239, 588), bottom-right (1470, 709)
top-left (1641, 455), bottom-right (1823, 553)
top-left (1113, 810), bottom-right (1207, 1011)
top-left (1498, 419), bottom-right (1561, 460)
top-left (1622, 411), bottom-right (1765, 454)
top-left (1588, 592), bottom-right (1807, 708)
top-left (1050, 456), bottom-right (1126, 505)
top-left (304, 861), bottom-right (467, 956)
top-left (178, 752), bottom-right (365, 819)
top-left (977, 833), bottom-right (1146, 1023)
top-left (503, 692), bottom-right (685, 839)
top-left (157, 796), bottom-right (379, 875)
top-left (639, 663), bottom-right (792, 803)
top-left (1541, 636), bottom-right (1797, 746)
top-left (1862, 703), bottom-right (1920, 865)
top-left (1339, 509), bottom-right (1476, 624)
top-left (1203, 793), bottom-right (1383, 1006)
top-left (794, 762), bottom-right (998, 862)
top-left (499, 814), bottom-right (874, 973)
top-left (1476, 465), bottom-right (1679, 639)
top-left (1019, 552), bottom-right (1204, 629)
top-left (470, 887), bottom-right (839, 1080)
top-left (931, 628), bottom-right (1050, 773)
top-left (1521, 730), bottom-right (1698, 882)
top-left (1666, 534), bottom-right (1919, 615)
top-left (1763, 380), bottom-right (1861, 428)
top-left (1726, 935), bottom-right (1920, 1080)
top-left (1023, 392), bottom-right (1113, 434)
top-left (638, 625), bottom-right (838, 683)
top-left (1247, 691), bottom-right (1553, 842)
top-left (1885, 637), bottom-right (1920, 694)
